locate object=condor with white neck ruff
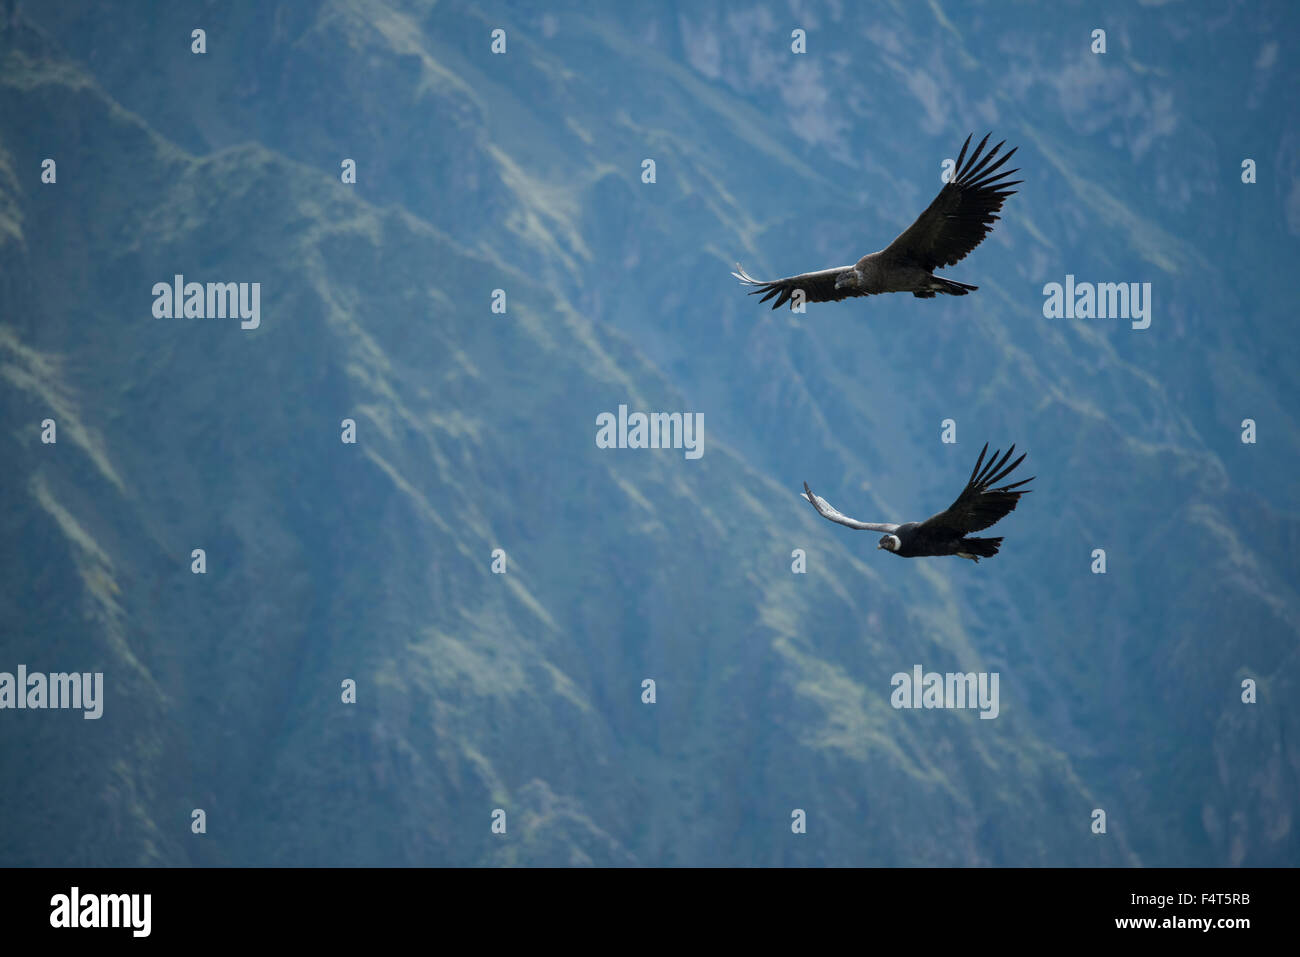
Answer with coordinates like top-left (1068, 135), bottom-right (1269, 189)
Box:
top-left (802, 444), bottom-right (1033, 563)
top-left (733, 133), bottom-right (1021, 309)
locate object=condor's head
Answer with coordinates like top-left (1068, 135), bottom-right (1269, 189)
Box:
top-left (835, 269), bottom-right (864, 292)
top-left (878, 534), bottom-right (901, 553)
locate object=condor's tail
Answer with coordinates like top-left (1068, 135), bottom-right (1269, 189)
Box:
top-left (957, 536), bottom-right (1002, 561)
top-left (940, 277), bottom-right (978, 294)
top-left (915, 275), bottom-right (979, 298)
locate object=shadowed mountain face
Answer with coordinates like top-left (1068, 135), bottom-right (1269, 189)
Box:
top-left (0, 1), bottom-right (1295, 866)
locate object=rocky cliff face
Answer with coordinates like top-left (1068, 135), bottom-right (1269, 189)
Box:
top-left (0, 0), bottom-right (1295, 866)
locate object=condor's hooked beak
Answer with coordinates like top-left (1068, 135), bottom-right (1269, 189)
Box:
top-left (877, 542), bottom-right (884, 548)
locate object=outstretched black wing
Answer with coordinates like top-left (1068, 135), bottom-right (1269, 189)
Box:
top-left (917, 443), bottom-right (1033, 535)
top-left (880, 134), bottom-right (1021, 271)
top-left (732, 264), bottom-right (862, 310)
top-left (802, 482), bottom-right (899, 532)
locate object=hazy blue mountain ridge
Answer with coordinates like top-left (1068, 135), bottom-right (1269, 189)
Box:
top-left (1, 1), bottom-right (1296, 865)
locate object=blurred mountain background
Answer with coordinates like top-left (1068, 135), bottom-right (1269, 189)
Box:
top-left (1, 0), bottom-right (1296, 866)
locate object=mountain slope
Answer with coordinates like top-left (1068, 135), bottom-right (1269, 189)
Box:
top-left (1, 1), bottom-right (1296, 866)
